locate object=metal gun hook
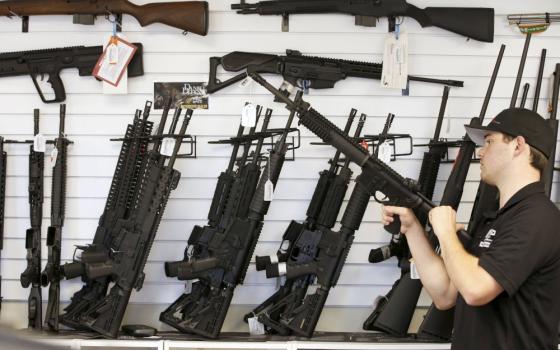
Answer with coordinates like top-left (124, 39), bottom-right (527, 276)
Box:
top-left (104, 10), bottom-right (123, 31)
top-left (7, 8), bottom-right (22, 19)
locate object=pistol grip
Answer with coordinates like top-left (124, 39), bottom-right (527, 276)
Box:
top-left (30, 70), bottom-right (66, 103)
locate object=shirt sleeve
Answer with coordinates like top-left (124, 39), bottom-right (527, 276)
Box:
top-left (478, 211), bottom-right (544, 296)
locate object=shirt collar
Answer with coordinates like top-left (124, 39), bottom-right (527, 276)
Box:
top-left (481, 182), bottom-right (544, 220)
top-left (497, 181), bottom-right (545, 215)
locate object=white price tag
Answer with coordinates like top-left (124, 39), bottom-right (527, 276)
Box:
top-left (378, 141), bottom-right (392, 163)
top-left (381, 28), bottom-right (408, 90)
top-left (50, 147), bottom-right (58, 166)
top-left (410, 259), bottom-right (420, 280)
top-left (248, 317), bottom-right (266, 335)
top-left (264, 179), bottom-right (274, 201)
top-left (241, 103), bottom-right (257, 127)
top-left (161, 138), bottom-right (176, 157)
top-left (33, 134), bottom-right (46, 153)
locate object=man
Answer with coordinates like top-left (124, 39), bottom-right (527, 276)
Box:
top-left (382, 108), bottom-right (560, 349)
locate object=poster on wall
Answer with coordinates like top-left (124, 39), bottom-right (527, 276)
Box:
top-left (154, 82), bottom-right (209, 110)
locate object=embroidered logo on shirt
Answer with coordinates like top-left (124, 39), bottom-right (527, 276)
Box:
top-left (479, 229), bottom-right (496, 248)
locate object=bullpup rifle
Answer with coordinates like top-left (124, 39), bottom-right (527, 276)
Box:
top-left (0, 44), bottom-right (144, 103)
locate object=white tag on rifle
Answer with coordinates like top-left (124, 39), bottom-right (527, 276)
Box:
top-left (378, 141), bottom-right (392, 163)
top-left (93, 36), bottom-right (137, 87)
top-left (50, 147), bottom-right (58, 166)
top-left (264, 180), bottom-right (274, 201)
top-left (241, 103), bottom-right (257, 127)
top-left (33, 134), bottom-right (46, 153)
top-left (410, 259), bottom-right (420, 280)
top-left (248, 317), bottom-right (266, 335)
top-left (161, 138), bottom-right (176, 157)
top-left (381, 27), bottom-right (408, 90)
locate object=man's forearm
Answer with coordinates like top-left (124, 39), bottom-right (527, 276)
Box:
top-left (405, 227), bottom-right (455, 304)
top-left (438, 230), bottom-right (501, 305)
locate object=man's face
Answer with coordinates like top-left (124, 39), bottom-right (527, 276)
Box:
top-left (476, 131), bottom-right (514, 185)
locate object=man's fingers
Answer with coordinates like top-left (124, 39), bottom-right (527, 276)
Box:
top-left (383, 205), bottom-right (410, 216)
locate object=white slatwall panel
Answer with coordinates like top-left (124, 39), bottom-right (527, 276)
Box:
top-left (1, 0), bottom-right (560, 332)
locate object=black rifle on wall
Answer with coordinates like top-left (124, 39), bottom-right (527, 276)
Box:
top-left (0, 44), bottom-right (144, 103)
top-left (41, 105), bottom-right (70, 331)
top-left (250, 72), bottom-right (439, 337)
top-left (232, 0), bottom-right (494, 42)
top-left (60, 102), bottom-right (157, 331)
top-left (0, 0), bottom-right (209, 35)
top-left (208, 50), bottom-right (464, 95)
top-left (0, 137), bottom-right (6, 312)
top-left (161, 98), bottom-right (300, 339)
top-left (20, 109), bottom-right (45, 330)
top-left (246, 109), bottom-right (365, 334)
top-left (63, 102), bottom-right (193, 338)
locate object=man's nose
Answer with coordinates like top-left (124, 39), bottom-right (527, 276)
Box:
top-left (476, 147), bottom-right (484, 158)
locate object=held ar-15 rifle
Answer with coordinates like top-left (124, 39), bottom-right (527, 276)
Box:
top-left (63, 103), bottom-right (193, 338)
top-left (363, 86), bottom-right (451, 336)
top-left (0, 44), bottom-right (144, 103)
top-left (161, 99), bottom-right (299, 339)
top-left (250, 72), bottom-right (438, 337)
top-left (245, 109), bottom-right (366, 335)
top-left (0, 0), bottom-right (209, 35)
top-left (232, 0), bottom-right (494, 42)
top-left (361, 45), bottom-right (504, 339)
top-left (61, 102), bottom-right (157, 330)
top-left (20, 109), bottom-right (45, 330)
top-left (0, 137), bottom-right (5, 312)
top-left (42, 105), bottom-right (70, 332)
top-left (208, 50), bottom-right (464, 95)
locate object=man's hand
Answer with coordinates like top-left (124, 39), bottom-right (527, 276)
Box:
top-left (429, 206), bottom-right (465, 240)
top-left (381, 205), bottom-right (422, 235)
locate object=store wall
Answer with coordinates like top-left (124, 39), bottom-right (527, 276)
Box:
top-left (0, 0), bottom-right (559, 333)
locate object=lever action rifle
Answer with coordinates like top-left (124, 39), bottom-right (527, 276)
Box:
top-left (207, 50), bottom-right (464, 95)
top-left (161, 99), bottom-right (300, 339)
top-left (250, 72), bottom-right (438, 337)
top-left (63, 103), bottom-right (193, 338)
top-left (363, 86), bottom-right (451, 336)
top-left (0, 137), bottom-right (5, 312)
top-left (0, 0), bottom-right (208, 35)
top-left (232, 0), bottom-right (494, 42)
top-left (41, 105), bottom-right (70, 332)
top-left (0, 44), bottom-right (144, 103)
top-left (61, 102), bottom-right (157, 331)
top-left (20, 109), bottom-right (45, 330)
top-left (248, 110), bottom-right (370, 335)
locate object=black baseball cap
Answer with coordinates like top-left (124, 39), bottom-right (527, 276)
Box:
top-left (464, 107), bottom-right (554, 159)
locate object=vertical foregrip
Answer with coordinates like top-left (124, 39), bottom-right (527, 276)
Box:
top-left (340, 176), bottom-right (371, 232)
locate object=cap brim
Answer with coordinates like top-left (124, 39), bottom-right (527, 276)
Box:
top-left (464, 124), bottom-right (491, 146)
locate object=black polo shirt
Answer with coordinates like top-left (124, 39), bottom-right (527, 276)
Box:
top-left (452, 182), bottom-right (560, 350)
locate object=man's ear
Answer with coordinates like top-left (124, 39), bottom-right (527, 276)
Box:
top-left (514, 136), bottom-right (528, 155)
